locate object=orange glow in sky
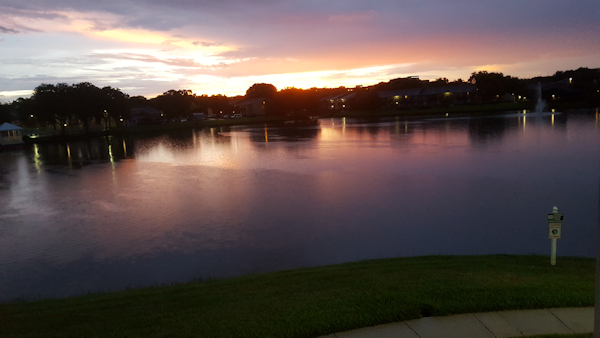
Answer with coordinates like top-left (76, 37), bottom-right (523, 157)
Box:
top-left (0, 1), bottom-right (599, 101)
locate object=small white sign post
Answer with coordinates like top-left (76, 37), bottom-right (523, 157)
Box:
top-left (547, 206), bottom-right (564, 266)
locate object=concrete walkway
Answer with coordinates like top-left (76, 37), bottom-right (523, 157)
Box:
top-left (319, 307), bottom-right (593, 338)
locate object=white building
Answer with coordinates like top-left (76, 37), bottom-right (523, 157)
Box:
top-left (0, 122), bottom-right (24, 146)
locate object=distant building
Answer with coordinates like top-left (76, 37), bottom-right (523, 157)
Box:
top-left (0, 122), bottom-right (24, 146)
top-left (321, 92), bottom-right (356, 110)
top-left (124, 106), bottom-right (164, 126)
top-left (378, 88), bottom-right (423, 108)
top-left (379, 84), bottom-right (476, 108)
top-left (232, 97), bottom-right (272, 116)
top-left (419, 84), bottom-right (476, 106)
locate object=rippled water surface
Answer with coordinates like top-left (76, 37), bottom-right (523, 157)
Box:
top-left (1, 111), bottom-right (599, 301)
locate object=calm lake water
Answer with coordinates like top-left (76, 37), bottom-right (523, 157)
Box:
top-left (1, 110), bottom-right (599, 302)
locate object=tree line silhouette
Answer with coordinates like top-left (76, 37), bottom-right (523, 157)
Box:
top-left (1, 68), bottom-right (598, 128)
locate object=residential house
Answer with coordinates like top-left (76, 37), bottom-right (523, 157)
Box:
top-left (419, 84), bottom-right (476, 106)
top-left (378, 84), bottom-right (476, 108)
top-left (378, 88), bottom-right (423, 109)
top-left (232, 97), bottom-right (272, 117)
top-left (321, 92), bottom-right (356, 111)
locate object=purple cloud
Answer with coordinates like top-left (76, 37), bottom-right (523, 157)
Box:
top-left (191, 41), bottom-right (223, 47)
top-left (89, 52), bottom-right (218, 68)
top-left (0, 25), bottom-right (19, 34)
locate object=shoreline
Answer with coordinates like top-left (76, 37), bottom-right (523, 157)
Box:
top-left (19, 101), bottom-right (599, 145)
top-left (18, 102), bottom-right (543, 144)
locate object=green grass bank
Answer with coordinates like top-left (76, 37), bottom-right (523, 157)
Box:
top-left (1, 255), bottom-right (594, 338)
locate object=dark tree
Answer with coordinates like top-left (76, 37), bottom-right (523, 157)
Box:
top-left (150, 89), bottom-right (195, 119)
top-left (102, 87), bottom-right (130, 129)
top-left (11, 98), bottom-right (37, 127)
top-left (207, 94), bottom-right (233, 115)
top-left (274, 87), bottom-right (320, 116)
top-left (431, 78), bottom-right (450, 86)
top-left (0, 102), bottom-right (11, 123)
top-left (375, 77), bottom-right (425, 91)
top-left (246, 83), bottom-right (277, 99)
top-left (469, 71), bottom-right (529, 103)
top-left (129, 95), bottom-right (149, 107)
top-left (71, 82), bottom-right (104, 133)
top-left (30, 83), bottom-right (73, 134)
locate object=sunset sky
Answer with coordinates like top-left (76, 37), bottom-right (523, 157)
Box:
top-left (1, 0), bottom-right (599, 102)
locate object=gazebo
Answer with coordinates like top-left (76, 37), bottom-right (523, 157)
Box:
top-left (0, 122), bottom-right (24, 146)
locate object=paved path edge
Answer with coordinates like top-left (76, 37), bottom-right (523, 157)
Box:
top-left (319, 307), bottom-right (594, 338)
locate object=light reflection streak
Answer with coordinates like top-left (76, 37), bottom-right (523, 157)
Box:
top-left (342, 117), bottom-right (346, 136)
top-left (66, 144), bottom-right (72, 168)
top-left (33, 144), bottom-right (41, 174)
top-left (123, 140), bottom-right (127, 157)
top-left (264, 125), bottom-right (268, 143)
top-left (108, 140), bottom-right (116, 170)
top-left (108, 144), bottom-right (114, 163)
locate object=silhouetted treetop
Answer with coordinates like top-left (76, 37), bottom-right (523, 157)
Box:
top-left (246, 83), bottom-right (277, 99)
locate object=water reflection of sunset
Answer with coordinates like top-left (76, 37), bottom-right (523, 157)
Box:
top-left (2, 114), bottom-right (600, 301)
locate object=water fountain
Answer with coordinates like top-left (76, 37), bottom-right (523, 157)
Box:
top-left (534, 82), bottom-right (546, 113)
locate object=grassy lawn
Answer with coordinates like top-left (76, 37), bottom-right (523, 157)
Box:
top-left (0, 255), bottom-right (594, 338)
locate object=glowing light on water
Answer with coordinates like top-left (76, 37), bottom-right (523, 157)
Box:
top-left (66, 144), bottom-right (72, 167)
top-left (264, 125), bottom-right (268, 143)
top-left (108, 144), bottom-right (114, 164)
top-left (33, 144), bottom-right (42, 174)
